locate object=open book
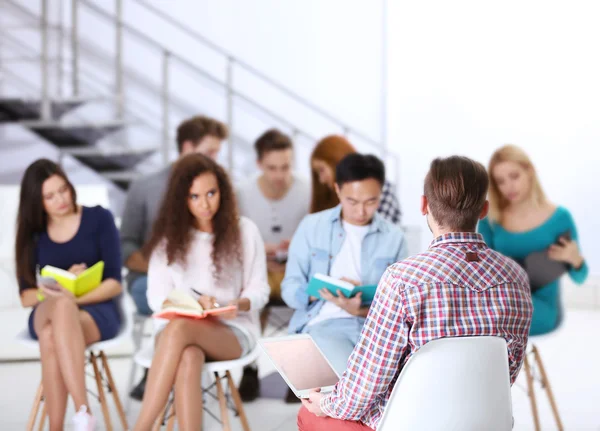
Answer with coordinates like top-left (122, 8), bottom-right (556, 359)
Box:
top-left (153, 289), bottom-right (237, 320)
top-left (306, 273), bottom-right (378, 303)
top-left (37, 261), bottom-right (104, 301)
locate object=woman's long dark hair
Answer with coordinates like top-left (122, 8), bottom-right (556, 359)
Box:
top-left (144, 154), bottom-right (242, 281)
top-left (15, 159), bottom-right (78, 288)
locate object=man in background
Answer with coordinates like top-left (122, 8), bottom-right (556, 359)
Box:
top-left (236, 128), bottom-right (310, 401)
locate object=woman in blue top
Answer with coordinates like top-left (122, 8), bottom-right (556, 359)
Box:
top-left (478, 145), bottom-right (588, 335)
top-left (15, 159), bottom-right (123, 431)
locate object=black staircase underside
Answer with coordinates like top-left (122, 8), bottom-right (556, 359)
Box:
top-left (26, 123), bottom-right (125, 148)
top-left (75, 150), bottom-right (154, 173)
top-left (0, 98), bottom-right (85, 123)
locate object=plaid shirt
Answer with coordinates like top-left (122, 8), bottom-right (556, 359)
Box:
top-left (321, 232), bottom-right (533, 429)
top-left (377, 180), bottom-right (401, 224)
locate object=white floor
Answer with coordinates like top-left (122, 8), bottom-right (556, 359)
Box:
top-left (0, 310), bottom-right (599, 430)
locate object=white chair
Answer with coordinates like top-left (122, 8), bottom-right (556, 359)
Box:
top-left (379, 336), bottom-right (513, 431)
top-left (17, 294), bottom-right (133, 431)
top-left (134, 341), bottom-right (262, 431)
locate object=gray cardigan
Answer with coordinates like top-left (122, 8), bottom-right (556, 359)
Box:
top-left (120, 165), bottom-right (172, 286)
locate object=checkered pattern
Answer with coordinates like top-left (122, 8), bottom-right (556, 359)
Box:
top-left (377, 180), bottom-right (401, 224)
top-left (320, 232), bottom-right (533, 429)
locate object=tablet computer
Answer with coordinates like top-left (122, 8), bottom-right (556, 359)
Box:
top-left (259, 334), bottom-right (340, 399)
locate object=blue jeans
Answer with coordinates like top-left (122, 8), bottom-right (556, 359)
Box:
top-left (130, 276), bottom-right (152, 316)
top-left (306, 317), bottom-right (366, 375)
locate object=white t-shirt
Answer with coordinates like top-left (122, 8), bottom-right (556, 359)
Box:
top-left (308, 220), bottom-right (369, 326)
top-left (236, 174), bottom-right (310, 245)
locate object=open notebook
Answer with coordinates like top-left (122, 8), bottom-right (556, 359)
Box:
top-left (153, 289), bottom-right (237, 320)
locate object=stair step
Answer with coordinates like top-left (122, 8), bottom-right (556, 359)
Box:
top-left (0, 97), bottom-right (88, 123)
top-left (71, 149), bottom-right (155, 173)
top-left (19, 119), bottom-right (128, 148)
top-left (101, 170), bottom-right (146, 191)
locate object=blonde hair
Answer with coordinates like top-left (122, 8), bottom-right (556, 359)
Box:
top-left (487, 144), bottom-right (548, 222)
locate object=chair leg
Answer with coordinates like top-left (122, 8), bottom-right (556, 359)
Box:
top-left (226, 370), bottom-right (251, 431)
top-left (532, 346), bottom-right (564, 431)
top-left (523, 352), bottom-right (541, 431)
top-left (90, 352), bottom-right (113, 431)
top-left (123, 362), bottom-right (137, 416)
top-left (27, 382), bottom-right (44, 431)
top-left (37, 401), bottom-right (47, 431)
top-left (99, 351), bottom-right (129, 430)
top-left (215, 372), bottom-right (231, 431)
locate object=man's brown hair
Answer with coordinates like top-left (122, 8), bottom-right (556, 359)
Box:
top-left (176, 116), bottom-right (228, 153)
top-left (424, 156), bottom-right (489, 231)
top-left (254, 128), bottom-right (293, 160)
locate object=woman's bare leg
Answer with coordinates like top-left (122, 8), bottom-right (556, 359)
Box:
top-left (133, 318), bottom-right (242, 431)
top-left (174, 346), bottom-right (206, 431)
top-left (34, 300), bottom-right (69, 431)
top-left (33, 297), bottom-right (101, 417)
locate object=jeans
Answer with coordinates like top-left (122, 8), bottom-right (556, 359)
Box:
top-left (130, 275), bottom-right (152, 316)
top-left (306, 317), bottom-right (366, 375)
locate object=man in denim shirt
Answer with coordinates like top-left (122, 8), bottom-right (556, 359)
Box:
top-left (282, 154), bottom-right (408, 383)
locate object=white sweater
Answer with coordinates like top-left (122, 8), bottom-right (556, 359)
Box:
top-left (147, 217), bottom-right (270, 342)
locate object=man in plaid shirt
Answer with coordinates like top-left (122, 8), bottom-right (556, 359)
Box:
top-left (298, 156), bottom-right (533, 430)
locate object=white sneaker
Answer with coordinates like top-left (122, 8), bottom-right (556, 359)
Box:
top-left (72, 405), bottom-right (96, 431)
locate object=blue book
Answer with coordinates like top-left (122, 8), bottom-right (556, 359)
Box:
top-left (306, 273), bottom-right (378, 304)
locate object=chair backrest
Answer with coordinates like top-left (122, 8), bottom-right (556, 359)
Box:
top-left (378, 336), bottom-right (513, 431)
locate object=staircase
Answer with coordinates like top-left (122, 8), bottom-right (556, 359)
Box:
top-left (0, 0), bottom-right (394, 190)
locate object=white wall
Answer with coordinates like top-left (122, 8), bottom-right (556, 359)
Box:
top-left (141, 0), bottom-right (385, 144)
top-left (387, 0), bottom-right (600, 274)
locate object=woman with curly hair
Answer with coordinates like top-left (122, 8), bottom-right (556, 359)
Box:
top-left (133, 154), bottom-right (270, 431)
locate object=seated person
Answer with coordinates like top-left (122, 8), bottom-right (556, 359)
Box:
top-left (310, 135), bottom-right (402, 224)
top-left (235, 129), bottom-right (310, 400)
top-left (298, 156), bottom-right (533, 430)
top-left (133, 154), bottom-right (270, 431)
top-left (16, 159), bottom-right (123, 431)
top-left (121, 115), bottom-right (228, 399)
top-left (282, 154), bottom-right (407, 397)
top-left (479, 144), bottom-right (588, 335)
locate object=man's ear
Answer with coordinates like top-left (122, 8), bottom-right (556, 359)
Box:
top-left (334, 183), bottom-right (342, 200)
top-left (420, 195), bottom-right (428, 216)
top-left (479, 200), bottom-right (490, 220)
top-left (180, 140), bottom-right (193, 155)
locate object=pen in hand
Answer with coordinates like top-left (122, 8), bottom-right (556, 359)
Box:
top-left (191, 288), bottom-right (220, 308)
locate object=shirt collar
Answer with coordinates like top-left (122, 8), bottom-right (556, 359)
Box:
top-left (429, 232), bottom-right (487, 249)
top-left (329, 205), bottom-right (387, 234)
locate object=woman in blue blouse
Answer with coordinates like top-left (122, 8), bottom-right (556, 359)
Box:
top-left (15, 159), bottom-right (123, 431)
top-left (478, 145), bottom-right (588, 335)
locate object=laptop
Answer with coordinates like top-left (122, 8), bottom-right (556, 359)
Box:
top-left (259, 334), bottom-right (341, 399)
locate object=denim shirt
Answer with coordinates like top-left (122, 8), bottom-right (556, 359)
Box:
top-left (281, 205), bottom-right (408, 333)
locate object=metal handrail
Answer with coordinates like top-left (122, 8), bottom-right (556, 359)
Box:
top-left (1, 0), bottom-right (400, 187)
top-left (76, 0), bottom-right (312, 144)
top-left (132, 0), bottom-right (382, 148)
